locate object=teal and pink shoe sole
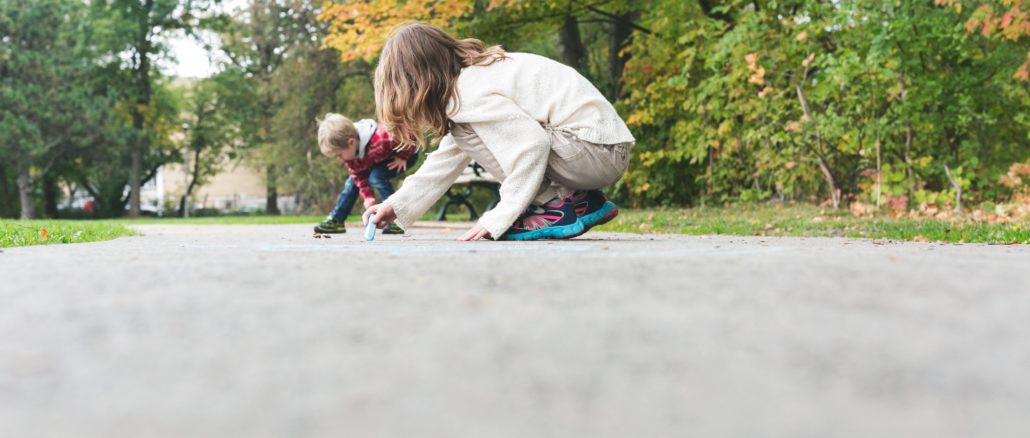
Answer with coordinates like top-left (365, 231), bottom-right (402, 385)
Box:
top-left (579, 201), bottom-right (619, 230)
top-left (502, 201), bottom-right (619, 241)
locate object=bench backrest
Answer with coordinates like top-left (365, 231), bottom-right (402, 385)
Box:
top-left (453, 162), bottom-right (499, 185)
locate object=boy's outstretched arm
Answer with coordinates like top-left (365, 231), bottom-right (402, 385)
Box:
top-left (347, 168), bottom-right (377, 206)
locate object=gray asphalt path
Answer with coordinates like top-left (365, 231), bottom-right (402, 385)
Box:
top-left (2, 223), bottom-right (1029, 438)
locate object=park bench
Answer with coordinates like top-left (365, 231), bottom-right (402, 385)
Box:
top-left (436, 162), bottom-right (500, 220)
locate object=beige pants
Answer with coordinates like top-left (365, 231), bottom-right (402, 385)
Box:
top-left (451, 123), bottom-right (632, 204)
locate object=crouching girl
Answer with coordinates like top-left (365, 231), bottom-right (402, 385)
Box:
top-left (365, 23), bottom-right (634, 241)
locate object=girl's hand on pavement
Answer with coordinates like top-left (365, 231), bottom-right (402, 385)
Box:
top-left (363, 204), bottom-right (397, 229)
top-left (386, 157), bottom-right (409, 172)
top-left (458, 224), bottom-right (492, 241)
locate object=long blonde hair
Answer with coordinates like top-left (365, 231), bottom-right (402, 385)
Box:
top-left (374, 23), bottom-right (506, 146)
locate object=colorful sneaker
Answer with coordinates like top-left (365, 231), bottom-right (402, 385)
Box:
top-left (313, 216), bottom-right (347, 234)
top-left (382, 222), bottom-right (405, 234)
top-left (568, 189), bottom-right (619, 231)
top-left (499, 197), bottom-right (584, 241)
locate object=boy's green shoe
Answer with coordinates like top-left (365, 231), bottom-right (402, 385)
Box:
top-left (313, 216), bottom-right (347, 234)
top-left (382, 223), bottom-right (405, 234)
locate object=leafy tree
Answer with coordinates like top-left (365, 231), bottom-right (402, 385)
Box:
top-left (0, 0), bottom-right (111, 218)
top-left (174, 73), bottom-right (252, 216)
top-left (87, 0), bottom-right (218, 216)
top-left (619, 0), bottom-right (1030, 208)
top-left (320, 0), bottom-right (646, 100)
top-left (267, 45), bottom-right (377, 212)
top-left (216, 0), bottom-right (322, 214)
top-left (67, 78), bottom-right (182, 217)
top-left (320, 0), bottom-right (470, 62)
top-left (937, 0), bottom-right (1030, 79)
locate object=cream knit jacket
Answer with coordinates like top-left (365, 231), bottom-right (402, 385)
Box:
top-left (382, 52), bottom-right (635, 238)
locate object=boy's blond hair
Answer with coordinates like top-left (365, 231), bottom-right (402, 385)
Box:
top-left (317, 113), bottom-right (359, 157)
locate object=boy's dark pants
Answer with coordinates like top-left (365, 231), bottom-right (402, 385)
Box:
top-left (329, 155), bottom-right (418, 222)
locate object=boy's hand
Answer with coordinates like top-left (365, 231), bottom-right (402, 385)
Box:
top-left (386, 157), bottom-right (409, 172)
top-left (363, 198), bottom-right (376, 209)
top-left (458, 224), bottom-right (492, 241)
top-left (362, 204), bottom-right (397, 229)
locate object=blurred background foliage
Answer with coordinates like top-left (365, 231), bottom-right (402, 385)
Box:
top-left (4, 0), bottom-right (1030, 220)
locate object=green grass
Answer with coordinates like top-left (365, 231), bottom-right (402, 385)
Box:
top-left (594, 204), bottom-right (1030, 244)
top-left (1, 215), bottom-right (331, 248)
top-left (0, 220), bottom-right (137, 248)
top-left (8, 205), bottom-right (1024, 248)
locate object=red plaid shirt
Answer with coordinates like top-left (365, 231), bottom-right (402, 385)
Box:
top-left (345, 124), bottom-right (416, 202)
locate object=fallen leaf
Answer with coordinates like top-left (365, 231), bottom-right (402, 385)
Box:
top-left (912, 235), bottom-right (928, 242)
top-left (40, 227), bottom-right (48, 239)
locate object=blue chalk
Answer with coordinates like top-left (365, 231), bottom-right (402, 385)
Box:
top-left (364, 216), bottom-right (377, 241)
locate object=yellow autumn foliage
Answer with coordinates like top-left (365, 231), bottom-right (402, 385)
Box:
top-left (319, 0), bottom-right (474, 62)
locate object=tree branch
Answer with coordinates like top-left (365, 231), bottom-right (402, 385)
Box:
top-left (943, 163), bottom-right (962, 212)
top-left (76, 173), bottom-right (100, 200)
top-left (583, 5), bottom-right (653, 34)
top-left (796, 84), bottom-right (840, 209)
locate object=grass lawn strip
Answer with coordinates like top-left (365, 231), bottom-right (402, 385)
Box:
top-left (0, 220), bottom-right (137, 248)
top-left (595, 205), bottom-right (1029, 244)
top-left (4, 205), bottom-right (1027, 248)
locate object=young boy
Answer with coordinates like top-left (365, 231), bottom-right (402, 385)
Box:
top-left (315, 113), bottom-right (418, 234)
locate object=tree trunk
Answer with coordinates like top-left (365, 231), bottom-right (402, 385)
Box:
top-left (795, 84), bottom-right (840, 209)
top-left (814, 154), bottom-right (839, 209)
top-left (875, 128), bottom-right (882, 209)
top-left (128, 0), bottom-right (154, 217)
top-left (129, 142), bottom-right (142, 217)
top-left (178, 148), bottom-right (201, 217)
top-left (607, 12), bottom-right (638, 100)
top-left (558, 14), bottom-right (586, 72)
top-left (17, 166), bottom-right (35, 220)
top-left (266, 164), bottom-right (280, 215)
top-left (898, 74), bottom-right (915, 196)
top-left (0, 166), bottom-right (18, 218)
top-left (43, 174), bottom-right (59, 218)
top-left (943, 163), bottom-right (962, 212)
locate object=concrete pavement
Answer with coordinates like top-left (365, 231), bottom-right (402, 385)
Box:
top-left (2, 223), bottom-right (1029, 437)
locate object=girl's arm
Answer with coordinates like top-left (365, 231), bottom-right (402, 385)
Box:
top-left (380, 133), bottom-right (471, 230)
top-left (465, 97), bottom-right (551, 239)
